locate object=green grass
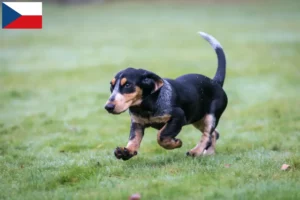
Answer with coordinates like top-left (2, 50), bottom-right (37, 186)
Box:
top-left (1, 0), bottom-right (300, 199)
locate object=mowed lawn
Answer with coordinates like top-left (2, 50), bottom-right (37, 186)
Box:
top-left (1, 1), bottom-right (300, 199)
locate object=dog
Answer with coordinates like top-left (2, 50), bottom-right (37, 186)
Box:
top-left (104, 32), bottom-right (227, 160)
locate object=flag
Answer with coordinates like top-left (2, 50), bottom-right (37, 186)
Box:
top-left (2, 2), bottom-right (42, 29)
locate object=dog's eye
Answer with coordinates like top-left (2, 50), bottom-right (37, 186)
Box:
top-left (124, 83), bottom-right (132, 88)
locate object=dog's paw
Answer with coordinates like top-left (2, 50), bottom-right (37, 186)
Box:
top-left (174, 138), bottom-right (183, 148)
top-left (186, 150), bottom-right (202, 157)
top-left (186, 151), bottom-right (195, 157)
top-left (114, 147), bottom-right (137, 161)
top-left (186, 149), bottom-right (212, 157)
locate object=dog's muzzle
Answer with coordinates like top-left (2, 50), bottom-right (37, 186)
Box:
top-left (104, 103), bottom-right (115, 113)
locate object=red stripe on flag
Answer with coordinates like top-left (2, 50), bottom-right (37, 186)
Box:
top-left (4, 16), bottom-right (42, 29)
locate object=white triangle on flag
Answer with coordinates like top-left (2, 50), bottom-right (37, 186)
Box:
top-left (3, 2), bottom-right (42, 16)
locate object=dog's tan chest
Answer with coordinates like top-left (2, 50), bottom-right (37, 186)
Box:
top-left (131, 114), bottom-right (171, 125)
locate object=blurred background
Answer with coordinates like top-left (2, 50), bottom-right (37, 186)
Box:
top-left (1, 0), bottom-right (300, 199)
top-left (1, 0), bottom-right (299, 124)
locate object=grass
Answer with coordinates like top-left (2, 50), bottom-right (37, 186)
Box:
top-left (1, 0), bottom-right (300, 199)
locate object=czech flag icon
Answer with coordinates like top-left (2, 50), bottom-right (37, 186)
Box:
top-left (2, 2), bottom-right (42, 29)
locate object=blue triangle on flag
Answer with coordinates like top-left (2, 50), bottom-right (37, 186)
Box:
top-left (2, 2), bottom-right (22, 28)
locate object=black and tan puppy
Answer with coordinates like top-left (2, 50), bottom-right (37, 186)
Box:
top-left (105, 32), bottom-right (227, 160)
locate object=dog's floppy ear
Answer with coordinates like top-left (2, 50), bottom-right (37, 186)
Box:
top-left (140, 70), bottom-right (164, 94)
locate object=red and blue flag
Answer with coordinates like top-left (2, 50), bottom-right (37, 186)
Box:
top-left (2, 2), bottom-right (42, 29)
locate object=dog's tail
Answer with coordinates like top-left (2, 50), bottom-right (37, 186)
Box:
top-left (199, 32), bottom-right (226, 87)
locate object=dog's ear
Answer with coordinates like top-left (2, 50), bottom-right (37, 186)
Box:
top-left (140, 70), bottom-right (164, 95)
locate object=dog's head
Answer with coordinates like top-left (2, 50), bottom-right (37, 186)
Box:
top-left (104, 68), bottom-right (164, 114)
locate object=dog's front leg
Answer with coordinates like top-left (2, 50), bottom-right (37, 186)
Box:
top-left (157, 108), bottom-right (185, 149)
top-left (114, 123), bottom-right (144, 161)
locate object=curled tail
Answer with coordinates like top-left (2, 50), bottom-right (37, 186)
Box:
top-left (199, 32), bottom-right (226, 87)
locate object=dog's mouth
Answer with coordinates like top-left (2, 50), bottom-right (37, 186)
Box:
top-left (105, 92), bottom-right (142, 115)
top-left (104, 101), bottom-right (131, 114)
top-left (106, 109), bottom-right (127, 115)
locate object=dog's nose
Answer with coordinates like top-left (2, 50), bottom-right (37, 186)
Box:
top-left (105, 103), bottom-right (115, 113)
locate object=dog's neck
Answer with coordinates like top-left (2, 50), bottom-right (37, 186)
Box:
top-left (129, 91), bottom-right (159, 118)
top-left (129, 80), bottom-right (173, 118)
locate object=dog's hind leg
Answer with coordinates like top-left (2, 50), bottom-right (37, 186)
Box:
top-left (187, 114), bottom-right (217, 157)
top-left (204, 129), bottom-right (219, 155)
top-left (187, 95), bottom-right (226, 157)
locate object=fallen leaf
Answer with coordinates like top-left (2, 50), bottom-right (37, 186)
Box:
top-left (281, 164), bottom-right (290, 171)
top-left (129, 193), bottom-right (141, 200)
top-left (224, 164), bottom-right (231, 168)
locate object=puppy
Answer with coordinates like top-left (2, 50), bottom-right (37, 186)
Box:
top-left (105, 32), bottom-right (227, 160)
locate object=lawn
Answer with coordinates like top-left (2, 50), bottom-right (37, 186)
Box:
top-left (1, 0), bottom-right (300, 199)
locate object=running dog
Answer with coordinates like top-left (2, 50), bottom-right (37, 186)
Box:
top-left (105, 32), bottom-right (228, 160)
